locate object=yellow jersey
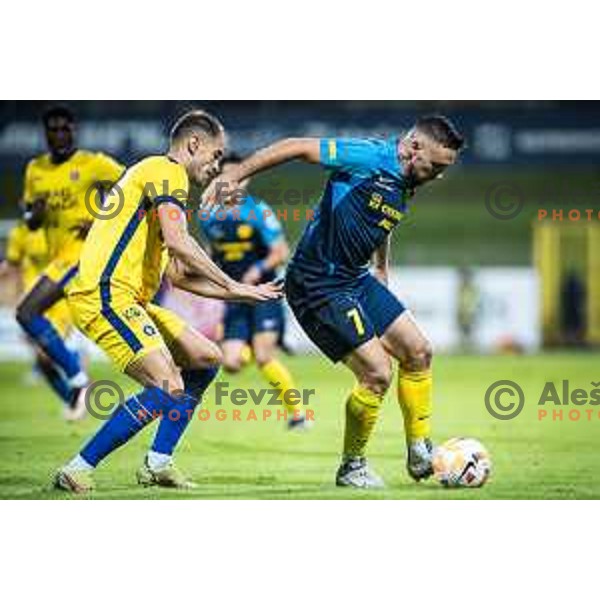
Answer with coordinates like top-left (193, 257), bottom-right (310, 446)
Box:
top-left (72, 155), bottom-right (189, 305)
top-left (5, 222), bottom-right (49, 289)
top-left (23, 150), bottom-right (124, 258)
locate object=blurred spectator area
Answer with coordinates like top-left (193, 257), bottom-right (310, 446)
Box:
top-left (2, 101), bottom-right (600, 267)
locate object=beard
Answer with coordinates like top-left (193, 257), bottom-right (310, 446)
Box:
top-left (403, 162), bottom-right (420, 191)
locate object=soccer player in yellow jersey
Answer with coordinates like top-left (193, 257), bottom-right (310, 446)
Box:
top-left (1, 213), bottom-right (74, 405)
top-left (16, 106), bottom-right (124, 417)
top-left (54, 110), bottom-right (281, 493)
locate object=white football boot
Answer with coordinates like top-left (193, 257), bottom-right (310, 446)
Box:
top-left (335, 456), bottom-right (385, 489)
top-left (407, 438), bottom-right (434, 481)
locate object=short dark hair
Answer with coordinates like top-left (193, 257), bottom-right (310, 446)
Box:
top-left (415, 115), bottom-right (464, 151)
top-left (42, 104), bottom-right (75, 128)
top-left (170, 110), bottom-right (223, 144)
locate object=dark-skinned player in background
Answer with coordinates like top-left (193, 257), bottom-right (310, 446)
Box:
top-left (15, 106), bottom-right (124, 419)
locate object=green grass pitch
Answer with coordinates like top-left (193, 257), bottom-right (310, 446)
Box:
top-left (0, 352), bottom-right (599, 499)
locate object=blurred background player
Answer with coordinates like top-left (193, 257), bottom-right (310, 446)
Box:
top-left (54, 110), bottom-right (282, 493)
top-left (457, 267), bottom-right (480, 352)
top-left (0, 204), bottom-right (74, 403)
top-left (200, 155), bottom-right (307, 429)
top-left (15, 105), bottom-right (124, 419)
top-left (204, 116), bottom-right (464, 489)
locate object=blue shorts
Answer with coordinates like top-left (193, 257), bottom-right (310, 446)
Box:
top-left (223, 299), bottom-right (284, 342)
top-left (285, 270), bottom-right (406, 363)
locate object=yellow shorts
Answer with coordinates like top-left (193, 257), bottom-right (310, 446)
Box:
top-left (67, 289), bottom-right (187, 372)
top-left (43, 243), bottom-right (82, 291)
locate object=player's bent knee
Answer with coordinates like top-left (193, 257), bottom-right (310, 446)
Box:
top-left (405, 340), bottom-right (434, 371)
top-left (129, 353), bottom-right (184, 395)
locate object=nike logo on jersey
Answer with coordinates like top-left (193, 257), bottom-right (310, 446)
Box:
top-left (373, 175), bottom-right (397, 192)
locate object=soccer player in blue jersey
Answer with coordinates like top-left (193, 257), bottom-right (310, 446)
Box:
top-left (199, 155), bottom-right (307, 429)
top-left (203, 116), bottom-right (464, 489)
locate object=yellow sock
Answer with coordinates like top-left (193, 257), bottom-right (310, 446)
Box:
top-left (260, 359), bottom-right (300, 417)
top-left (343, 385), bottom-right (383, 458)
top-left (397, 368), bottom-right (432, 443)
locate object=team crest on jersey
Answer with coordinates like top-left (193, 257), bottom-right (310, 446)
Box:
top-left (237, 224), bottom-right (254, 240)
top-left (143, 324), bottom-right (157, 337)
top-left (369, 193), bottom-right (383, 209)
top-left (123, 306), bottom-right (143, 321)
top-left (70, 170), bottom-right (80, 182)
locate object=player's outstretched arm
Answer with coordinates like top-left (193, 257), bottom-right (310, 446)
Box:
top-left (165, 258), bottom-right (282, 303)
top-left (202, 138), bottom-right (320, 207)
top-left (159, 205), bottom-right (282, 303)
top-left (159, 203), bottom-right (243, 289)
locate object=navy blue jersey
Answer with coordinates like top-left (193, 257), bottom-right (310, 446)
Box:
top-left (290, 138), bottom-right (411, 289)
top-left (199, 195), bottom-right (283, 282)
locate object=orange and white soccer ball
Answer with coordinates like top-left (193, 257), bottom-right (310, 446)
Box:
top-left (432, 438), bottom-right (491, 488)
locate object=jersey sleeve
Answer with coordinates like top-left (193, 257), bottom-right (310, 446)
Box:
top-left (6, 225), bottom-right (25, 265)
top-left (143, 159), bottom-right (190, 210)
top-left (93, 153), bottom-right (125, 184)
top-left (255, 200), bottom-right (284, 246)
top-left (319, 138), bottom-right (391, 173)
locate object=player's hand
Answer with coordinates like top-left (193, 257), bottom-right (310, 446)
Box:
top-left (241, 265), bottom-right (262, 285)
top-left (230, 280), bottom-right (283, 304)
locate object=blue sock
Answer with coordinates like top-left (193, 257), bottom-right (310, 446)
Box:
top-left (80, 387), bottom-right (171, 467)
top-left (20, 314), bottom-right (82, 380)
top-left (36, 358), bottom-right (71, 404)
top-left (151, 367), bottom-right (219, 456)
top-left (183, 366), bottom-right (219, 399)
